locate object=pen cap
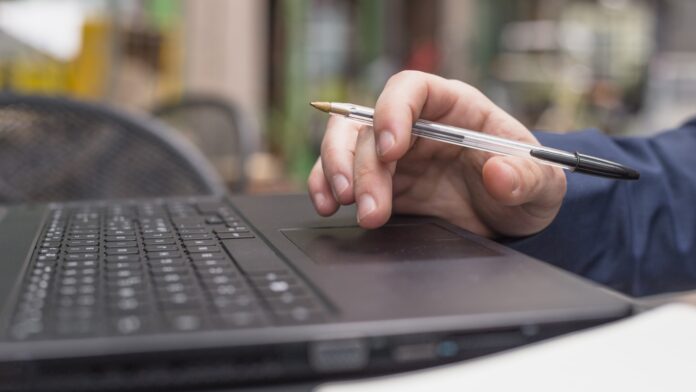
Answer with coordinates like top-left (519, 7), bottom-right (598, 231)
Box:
top-left (530, 149), bottom-right (640, 180)
top-left (573, 152), bottom-right (640, 180)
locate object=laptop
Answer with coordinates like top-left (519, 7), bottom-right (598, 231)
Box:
top-left (0, 193), bottom-right (630, 391)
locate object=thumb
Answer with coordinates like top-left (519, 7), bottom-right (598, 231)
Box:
top-left (482, 155), bottom-right (562, 208)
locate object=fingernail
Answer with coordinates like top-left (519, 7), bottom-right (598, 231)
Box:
top-left (332, 174), bottom-right (349, 199)
top-left (377, 131), bottom-right (395, 156)
top-left (357, 194), bottom-right (376, 223)
top-left (313, 192), bottom-right (327, 209)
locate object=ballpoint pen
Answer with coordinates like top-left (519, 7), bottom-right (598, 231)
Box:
top-left (310, 101), bottom-right (640, 180)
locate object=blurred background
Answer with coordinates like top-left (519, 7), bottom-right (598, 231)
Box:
top-left (1, 0), bottom-right (695, 194)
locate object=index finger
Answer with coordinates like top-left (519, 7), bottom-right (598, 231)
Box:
top-left (372, 71), bottom-right (529, 162)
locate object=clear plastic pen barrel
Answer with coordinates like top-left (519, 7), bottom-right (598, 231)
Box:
top-left (336, 103), bottom-right (575, 171)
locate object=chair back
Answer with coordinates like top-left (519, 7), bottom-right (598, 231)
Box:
top-left (152, 95), bottom-right (253, 191)
top-left (0, 94), bottom-right (225, 203)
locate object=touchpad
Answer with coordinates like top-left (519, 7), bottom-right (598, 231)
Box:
top-left (282, 223), bottom-right (501, 265)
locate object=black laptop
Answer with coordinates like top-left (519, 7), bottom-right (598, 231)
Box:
top-left (0, 193), bottom-right (630, 391)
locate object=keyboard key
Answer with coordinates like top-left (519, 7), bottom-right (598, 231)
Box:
top-left (65, 246), bottom-right (99, 253)
top-left (68, 229), bottom-right (99, 235)
top-left (250, 276), bottom-right (298, 289)
top-left (196, 266), bottom-right (238, 278)
top-left (56, 318), bottom-right (96, 336)
top-left (196, 201), bottom-right (228, 214)
top-left (106, 269), bottom-right (141, 279)
top-left (41, 241), bottom-right (62, 248)
top-left (106, 255), bottom-right (140, 263)
top-left (37, 254), bottom-right (58, 261)
top-left (187, 245), bottom-right (221, 253)
top-left (192, 259), bottom-right (232, 268)
top-left (141, 228), bottom-right (173, 235)
top-left (105, 235), bottom-right (136, 241)
top-left (208, 283), bottom-right (241, 297)
top-left (215, 227), bottom-right (249, 234)
top-left (150, 264), bottom-right (190, 274)
top-left (165, 312), bottom-right (205, 332)
top-left (205, 216), bottom-right (223, 225)
top-left (61, 267), bottom-right (98, 277)
top-left (159, 292), bottom-right (202, 310)
top-left (214, 311), bottom-right (266, 328)
top-left (142, 233), bottom-right (174, 239)
top-left (70, 234), bottom-right (99, 240)
top-left (105, 230), bottom-right (134, 236)
top-left (217, 232), bottom-right (254, 240)
top-left (152, 273), bottom-right (192, 285)
top-left (106, 248), bottom-right (139, 255)
top-left (105, 241), bottom-right (137, 248)
top-left (145, 245), bottom-right (178, 252)
top-left (111, 314), bottom-right (148, 335)
top-left (67, 240), bottom-right (98, 246)
top-left (107, 276), bottom-right (145, 289)
top-left (143, 238), bottom-right (177, 245)
top-left (65, 253), bottom-right (98, 261)
top-left (210, 292), bottom-right (256, 311)
top-left (156, 282), bottom-right (195, 295)
top-left (247, 271), bottom-right (292, 281)
top-left (148, 258), bottom-right (187, 267)
top-left (111, 300), bottom-right (149, 315)
top-left (182, 239), bottom-right (217, 247)
top-left (220, 239), bottom-right (286, 272)
top-left (180, 233), bottom-right (214, 241)
top-left (178, 228), bottom-right (209, 234)
top-left (266, 295), bottom-right (317, 311)
top-left (106, 262), bottom-right (143, 270)
top-left (200, 274), bottom-right (240, 286)
top-left (189, 252), bottom-right (222, 261)
top-left (148, 251), bottom-right (181, 259)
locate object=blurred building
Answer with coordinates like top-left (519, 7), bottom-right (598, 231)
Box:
top-left (0, 0), bottom-right (695, 187)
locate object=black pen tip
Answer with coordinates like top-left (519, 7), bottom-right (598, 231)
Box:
top-left (626, 168), bottom-right (640, 180)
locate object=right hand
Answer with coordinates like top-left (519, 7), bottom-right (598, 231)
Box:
top-left (307, 71), bottom-right (567, 238)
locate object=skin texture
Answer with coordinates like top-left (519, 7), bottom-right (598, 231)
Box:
top-left (307, 71), bottom-right (567, 238)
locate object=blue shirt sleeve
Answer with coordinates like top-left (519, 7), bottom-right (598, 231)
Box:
top-left (504, 118), bottom-right (696, 297)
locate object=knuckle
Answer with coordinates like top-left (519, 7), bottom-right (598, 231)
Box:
top-left (388, 70), bottom-right (424, 86)
top-left (354, 164), bottom-right (375, 181)
top-left (449, 79), bottom-right (484, 98)
top-left (320, 146), bottom-right (346, 168)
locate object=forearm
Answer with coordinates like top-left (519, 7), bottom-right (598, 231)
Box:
top-left (505, 120), bottom-right (696, 296)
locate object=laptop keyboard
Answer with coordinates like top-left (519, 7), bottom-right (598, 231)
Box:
top-left (9, 199), bottom-right (329, 341)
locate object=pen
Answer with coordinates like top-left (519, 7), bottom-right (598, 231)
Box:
top-left (311, 101), bottom-right (640, 180)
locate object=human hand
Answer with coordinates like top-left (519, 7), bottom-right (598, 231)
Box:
top-left (307, 71), bottom-right (566, 238)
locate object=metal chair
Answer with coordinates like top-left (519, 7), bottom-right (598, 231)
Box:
top-left (151, 95), bottom-right (253, 192)
top-left (0, 93), bottom-right (225, 203)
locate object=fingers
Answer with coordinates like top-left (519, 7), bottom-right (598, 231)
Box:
top-left (353, 126), bottom-right (394, 228)
top-left (482, 155), bottom-right (566, 210)
top-left (307, 159), bottom-right (339, 216)
top-left (373, 71), bottom-right (535, 163)
top-left (320, 116), bottom-right (360, 204)
top-left (373, 71), bottom-right (453, 162)
top-left (309, 124), bottom-right (395, 226)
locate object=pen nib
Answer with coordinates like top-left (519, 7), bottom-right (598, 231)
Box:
top-left (310, 101), bottom-right (331, 113)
